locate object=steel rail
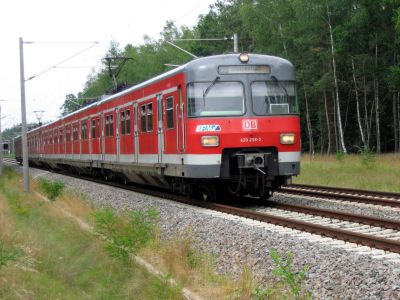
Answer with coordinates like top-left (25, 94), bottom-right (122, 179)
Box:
top-left (287, 183), bottom-right (400, 199)
top-left (5, 159), bottom-right (400, 254)
top-left (280, 185), bottom-right (400, 208)
top-left (269, 202), bottom-right (400, 230)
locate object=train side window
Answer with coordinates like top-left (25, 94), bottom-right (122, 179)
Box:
top-left (59, 129), bottom-right (63, 143)
top-left (54, 130), bottom-right (57, 144)
top-left (91, 119), bottom-right (96, 138)
top-left (105, 116), bottom-right (109, 136)
top-left (81, 122), bottom-right (87, 140)
top-left (109, 115), bottom-right (114, 136)
top-left (125, 109), bottom-right (131, 134)
top-left (166, 97), bottom-right (174, 129)
top-left (73, 125), bottom-right (78, 141)
top-left (141, 105), bottom-right (146, 132)
top-left (147, 103), bottom-right (153, 132)
top-left (66, 126), bottom-right (71, 142)
top-left (120, 111), bottom-right (125, 135)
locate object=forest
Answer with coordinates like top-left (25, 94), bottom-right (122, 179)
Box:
top-left (61, 0), bottom-right (400, 154)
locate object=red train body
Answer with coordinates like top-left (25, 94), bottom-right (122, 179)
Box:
top-left (21, 53), bottom-right (300, 200)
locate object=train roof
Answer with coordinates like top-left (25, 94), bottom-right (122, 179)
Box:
top-left (28, 53), bottom-right (294, 134)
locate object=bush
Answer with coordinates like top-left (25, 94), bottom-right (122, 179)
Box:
top-left (92, 207), bottom-right (159, 262)
top-left (359, 145), bottom-right (376, 168)
top-left (39, 179), bottom-right (65, 201)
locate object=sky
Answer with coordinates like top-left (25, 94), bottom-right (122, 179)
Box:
top-left (0, 0), bottom-right (216, 131)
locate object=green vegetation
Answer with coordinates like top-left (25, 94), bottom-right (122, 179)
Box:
top-left (0, 168), bottom-right (181, 299)
top-left (38, 178), bottom-right (65, 201)
top-left (294, 154), bottom-right (400, 192)
top-left (92, 207), bottom-right (159, 261)
top-left (60, 0), bottom-right (400, 155)
top-left (0, 167), bottom-right (312, 299)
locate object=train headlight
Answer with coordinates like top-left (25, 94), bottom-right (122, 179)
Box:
top-left (280, 133), bottom-right (295, 145)
top-left (238, 52), bottom-right (249, 63)
top-left (201, 136), bottom-right (219, 147)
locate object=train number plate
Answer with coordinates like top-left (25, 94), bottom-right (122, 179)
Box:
top-left (240, 137), bottom-right (262, 143)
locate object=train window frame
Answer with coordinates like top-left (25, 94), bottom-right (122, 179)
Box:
top-left (91, 119), bottom-right (96, 138)
top-left (140, 105), bottom-right (146, 133)
top-left (59, 128), bottom-right (63, 143)
top-left (186, 81), bottom-right (246, 118)
top-left (120, 111), bottom-right (126, 135)
top-left (105, 114), bottom-right (114, 137)
top-left (81, 121), bottom-right (88, 140)
top-left (125, 109), bottom-right (131, 134)
top-left (147, 103), bottom-right (153, 132)
top-left (66, 125), bottom-right (71, 142)
top-left (166, 96), bottom-right (174, 129)
top-left (73, 125), bottom-right (79, 141)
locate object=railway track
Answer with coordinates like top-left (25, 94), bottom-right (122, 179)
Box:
top-left (280, 183), bottom-right (400, 208)
top-left (4, 158), bottom-right (400, 255)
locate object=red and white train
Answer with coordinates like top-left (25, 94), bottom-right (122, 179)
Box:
top-left (15, 52), bottom-right (300, 200)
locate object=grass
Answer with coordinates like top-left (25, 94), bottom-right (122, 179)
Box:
top-left (0, 167), bottom-right (312, 299)
top-left (0, 168), bottom-right (181, 299)
top-left (294, 154), bottom-right (400, 192)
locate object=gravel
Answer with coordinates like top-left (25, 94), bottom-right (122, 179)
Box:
top-left (29, 168), bottom-right (400, 299)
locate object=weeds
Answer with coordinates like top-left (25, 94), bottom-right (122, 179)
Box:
top-left (38, 179), bottom-right (65, 201)
top-left (0, 240), bottom-right (18, 269)
top-left (334, 150), bottom-right (346, 161)
top-left (359, 145), bottom-right (376, 168)
top-left (270, 250), bottom-right (311, 299)
top-left (92, 207), bottom-right (159, 261)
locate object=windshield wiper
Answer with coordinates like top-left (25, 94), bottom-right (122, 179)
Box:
top-left (271, 75), bottom-right (288, 98)
top-left (203, 76), bottom-right (220, 101)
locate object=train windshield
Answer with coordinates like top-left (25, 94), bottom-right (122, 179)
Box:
top-left (251, 81), bottom-right (298, 115)
top-left (187, 81), bottom-right (245, 117)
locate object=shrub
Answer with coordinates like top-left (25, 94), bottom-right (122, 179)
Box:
top-left (39, 179), bottom-right (65, 201)
top-left (359, 145), bottom-right (376, 168)
top-left (92, 207), bottom-right (159, 262)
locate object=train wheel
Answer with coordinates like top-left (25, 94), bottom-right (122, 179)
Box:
top-left (260, 189), bottom-right (273, 201)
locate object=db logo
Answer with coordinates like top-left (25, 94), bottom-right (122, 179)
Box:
top-left (242, 119), bottom-right (258, 130)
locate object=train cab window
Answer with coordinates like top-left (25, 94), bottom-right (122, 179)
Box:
top-left (147, 103), bottom-right (153, 132)
top-left (251, 81), bottom-right (298, 115)
top-left (140, 106), bottom-right (147, 132)
top-left (166, 97), bottom-right (174, 129)
top-left (187, 81), bottom-right (245, 117)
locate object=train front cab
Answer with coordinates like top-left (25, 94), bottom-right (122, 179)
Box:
top-left (180, 53), bottom-right (300, 200)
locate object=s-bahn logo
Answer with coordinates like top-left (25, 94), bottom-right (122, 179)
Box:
top-left (196, 124), bottom-right (221, 132)
top-left (242, 119), bottom-right (258, 130)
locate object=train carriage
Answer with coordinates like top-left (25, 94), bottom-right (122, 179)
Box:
top-left (21, 52), bottom-right (300, 201)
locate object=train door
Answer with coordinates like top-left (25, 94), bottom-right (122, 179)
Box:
top-left (101, 112), bottom-right (105, 161)
top-left (133, 102), bottom-right (139, 162)
top-left (157, 94), bottom-right (164, 163)
top-left (116, 108), bottom-right (120, 162)
top-left (177, 85), bottom-right (185, 153)
top-left (90, 116), bottom-right (101, 161)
